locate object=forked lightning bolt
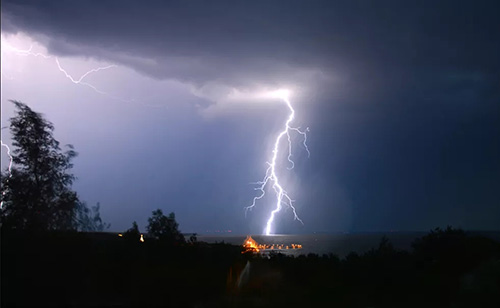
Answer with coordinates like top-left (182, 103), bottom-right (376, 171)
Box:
top-left (246, 91), bottom-right (310, 235)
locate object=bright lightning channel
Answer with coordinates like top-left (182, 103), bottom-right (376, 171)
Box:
top-left (246, 89), bottom-right (310, 235)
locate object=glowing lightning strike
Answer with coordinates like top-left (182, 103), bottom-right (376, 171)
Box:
top-left (246, 90), bottom-right (310, 235)
top-left (8, 44), bottom-right (116, 95)
top-left (0, 42), bottom-right (120, 210)
top-left (55, 58), bottom-right (115, 94)
top-left (0, 137), bottom-right (13, 209)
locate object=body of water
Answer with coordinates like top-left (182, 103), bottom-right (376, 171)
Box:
top-left (197, 231), bottom-right (500, 258)
top-left (197, 232), bottom-right (424, 258)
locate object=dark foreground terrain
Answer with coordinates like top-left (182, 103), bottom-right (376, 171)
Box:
top-left (2, 227), bottom-right (500, 307)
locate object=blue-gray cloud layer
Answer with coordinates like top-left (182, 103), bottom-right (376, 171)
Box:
top-left (2, 0), bottom-right (499, 232)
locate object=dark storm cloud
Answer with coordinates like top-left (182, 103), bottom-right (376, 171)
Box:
top-left (2, 0), bottom-right (499, 232)
top-left (3, 0), bottom-right (499, 91)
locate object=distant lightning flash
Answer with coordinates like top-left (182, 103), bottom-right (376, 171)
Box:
top-left (0, 137), bottom-right (13, 209)
top-left (55, 58), bottom-right (116, 94)
top-left (2, 40), bottom-right (163, 109)
top-left (246, 90), bottom-right (310, 235)
top-left (1, 38), bottom-right (172, 208)
top-left (8, 44), bottom-right (116, 95)
top-left (0, 41), bottom-right (119, 210)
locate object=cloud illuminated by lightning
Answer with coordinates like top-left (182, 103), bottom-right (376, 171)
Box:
top-left (0, 37), bottom-right (121, 210)
top-left (4, 43), bottom-right (117, 96)
top-left (245, 89), bottom-right (310, 235)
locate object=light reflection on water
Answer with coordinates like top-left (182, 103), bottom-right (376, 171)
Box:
top-left (197, 233), bottom-right (427, 258)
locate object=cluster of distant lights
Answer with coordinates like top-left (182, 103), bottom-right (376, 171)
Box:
top-left (242, 236), bottom-right (302, 253)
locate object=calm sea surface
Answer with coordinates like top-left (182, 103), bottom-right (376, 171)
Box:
top-left (197, 232), bottom-right (500, 258)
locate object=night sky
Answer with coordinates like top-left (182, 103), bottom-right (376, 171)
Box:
top-left (1, 0), bottom-right (499, 234)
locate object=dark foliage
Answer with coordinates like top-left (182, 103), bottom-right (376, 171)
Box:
top-left (232, 228), bottom-right (500, 308)
top-left (123, 221), bottom-right (141, 241)
top-left (2, 227), bottom-right (499, 307)
top-left (1, 101), bottom-right (79, 231)
top-left (147, 209), bottom-right (185, 244)
top-left (7, 102), bottom-right (498, 306)
top-left (76, 202), bottom-right (111, 232)
top-left (1, 230), bottom-right (245, 307)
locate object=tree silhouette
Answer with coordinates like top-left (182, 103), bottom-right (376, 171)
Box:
top-left (147, 209), bottom-right (185, 244)
top-left (124, 221), bottom-right (141, 241)
top-left (1, 101), bottom-right (80, 231)
top-left (76, 202), bottom-right (110, 232)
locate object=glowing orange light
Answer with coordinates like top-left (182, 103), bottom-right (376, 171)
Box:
top-left (140, 234), bottom-right (144, 242)
top-left (242, 235), bottom-right (302, 253)
top-left (118, 234), bottom-right (123, 237)
top-left (242, 235), bottom-right (260, 253)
